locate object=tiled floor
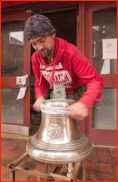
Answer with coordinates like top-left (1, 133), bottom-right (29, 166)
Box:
top-left (1, 137), bottom-right (117, 181)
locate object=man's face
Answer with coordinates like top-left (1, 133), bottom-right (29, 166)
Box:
top-left (29, 33), bottom-right (55, 58)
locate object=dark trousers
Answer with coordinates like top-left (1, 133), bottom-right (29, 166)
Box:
top-left (66, 85), bottom-right (86, 101)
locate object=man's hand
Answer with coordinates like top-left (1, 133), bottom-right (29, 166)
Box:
top-left (66, 102), bottom-right (89, 120)
top-left (33, 96), bottom-right (45, 112)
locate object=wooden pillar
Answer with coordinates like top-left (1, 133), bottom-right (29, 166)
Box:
top-left (78, 1), bottom-right (86, 134)
top-left (82, 160), bottom-right (86, 181)
top-left (9, 169), bottom-right (15, 181)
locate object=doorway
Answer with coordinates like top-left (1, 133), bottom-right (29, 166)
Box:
top-left (85, 2), bottom-right (117, 145)
top-left (30, 9), bottom-right (77, 135)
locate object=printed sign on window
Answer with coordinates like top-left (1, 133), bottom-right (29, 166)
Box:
top-left (102, 39), bottom-right (117, 59)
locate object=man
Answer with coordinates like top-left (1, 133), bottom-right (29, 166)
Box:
top-left (24, 14), bottom-right (103, 121)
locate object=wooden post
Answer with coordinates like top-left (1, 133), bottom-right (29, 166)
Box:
top-left (45, 163), bottom-right (48, 173)
top-left (69, 161), bottom-right (81, 181)
top-left (45, 163), bottom-right (48, 181)
top-left (9, 169), bottom-right (15, 181)
top-left (82, 160), bottom-right (86, 181)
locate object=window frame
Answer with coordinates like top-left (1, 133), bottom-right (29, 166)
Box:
top-left (1, 12), bottom-right (31, 127)
top-left (85, 1), bottom-right (117, 145)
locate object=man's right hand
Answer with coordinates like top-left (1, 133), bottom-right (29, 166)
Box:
top-left (33, 96), bottom-right (45, 112)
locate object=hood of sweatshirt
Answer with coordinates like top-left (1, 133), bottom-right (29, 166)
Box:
top-left (37, 37), bottom-right (67, 89)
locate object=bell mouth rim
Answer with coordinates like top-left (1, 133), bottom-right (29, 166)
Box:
top-left (40, 99), bottom-right (75, 114)
top-left (26, 143), bottom-right (93, 164)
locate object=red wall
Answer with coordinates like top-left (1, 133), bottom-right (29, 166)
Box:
top-left (1, 1), bottom-right (34, 8)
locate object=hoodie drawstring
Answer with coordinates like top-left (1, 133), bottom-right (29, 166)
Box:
top-left (39, 66), bottom-right (42, 86)
top-left (50, 63), bottom-right (56, 89)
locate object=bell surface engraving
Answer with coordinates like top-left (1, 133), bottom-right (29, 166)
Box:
top-left (47, 123), bottom-right (61, 139)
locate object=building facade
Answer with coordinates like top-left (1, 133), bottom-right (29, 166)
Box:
top-left (1, 1), bottom-right (117, 147)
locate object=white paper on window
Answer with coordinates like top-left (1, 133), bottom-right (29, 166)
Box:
top-left (102, 38), bottom-right (117, 59)
top-left (100, 59), bottom-right (110, 74)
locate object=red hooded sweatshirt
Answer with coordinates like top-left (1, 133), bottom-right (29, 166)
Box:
top-left (32, 37), bottom-right (104, 109)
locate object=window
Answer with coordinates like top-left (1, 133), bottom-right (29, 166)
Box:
top-left (9, 31), bottom-right (24, 45)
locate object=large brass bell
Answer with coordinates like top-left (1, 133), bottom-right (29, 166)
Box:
top-left (26, 99), bottom-right (93, 164)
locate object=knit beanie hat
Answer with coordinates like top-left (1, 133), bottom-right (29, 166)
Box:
top-left (24, 14), bottom-right (56, 41)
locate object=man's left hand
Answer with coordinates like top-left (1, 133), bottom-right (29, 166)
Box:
top-left (66, 102), bottom-right (89, 120)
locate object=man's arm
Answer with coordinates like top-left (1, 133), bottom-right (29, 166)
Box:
top-left (66, 50), bottom-right (104, 120)
top-left (32, 57), bottom-right (48, 112)
top-left (33, 95), bottom-right (45, 112)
